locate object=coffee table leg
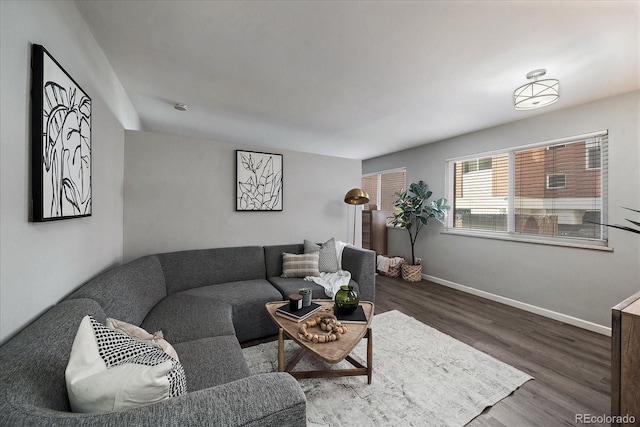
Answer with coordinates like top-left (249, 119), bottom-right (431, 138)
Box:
top-left (278, 328), bottom-right (285, 372)
top-left (367, 327), bottom-right (373, 384)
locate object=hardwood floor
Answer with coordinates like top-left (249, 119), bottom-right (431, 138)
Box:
top-left (374, 274), bottom-right (611, 427)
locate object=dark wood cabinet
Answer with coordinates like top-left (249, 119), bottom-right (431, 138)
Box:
top-left (362, 210), bottom-right (387, 255)
top-left (611, 291), bottom-right (640, 426)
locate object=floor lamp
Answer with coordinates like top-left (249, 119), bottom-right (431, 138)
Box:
top-left (344, 188), bottom-right (370, 245)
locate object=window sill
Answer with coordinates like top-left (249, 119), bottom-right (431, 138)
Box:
top-left (441, 229), bottom-right (613, 252)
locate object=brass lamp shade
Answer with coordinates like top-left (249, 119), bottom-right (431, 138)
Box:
top-left (344, 188), bottom-right (370, 205)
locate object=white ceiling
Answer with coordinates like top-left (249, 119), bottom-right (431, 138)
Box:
top-left (75, 1), bottom-right (639, 160)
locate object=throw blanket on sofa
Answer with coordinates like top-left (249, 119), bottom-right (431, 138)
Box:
top-left (304, 270), bottom-right (351, 298)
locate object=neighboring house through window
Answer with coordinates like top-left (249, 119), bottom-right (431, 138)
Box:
top-left (546, 174), bottom-right (567, 189)
top-left (445, 131), bottom-right (608, 246)
top-left (586, 140), bottom-right (602, 170)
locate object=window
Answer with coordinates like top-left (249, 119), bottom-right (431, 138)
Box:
top-left (546, 174), bottom-right (566, 189)
top-left (463, 157), bottom-right (492, 173)
top-left (586, 141), bottom-right (601, 169)
top-left (362, 168), bottom-right (406, 215)
top-left (446, 131), bottom-right (608, 245)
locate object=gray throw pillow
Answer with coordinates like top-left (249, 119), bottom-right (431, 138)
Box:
top-left (304, 238), bottom-right (339, 273)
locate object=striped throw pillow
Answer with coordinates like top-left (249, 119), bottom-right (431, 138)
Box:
top-left (281, 252), bottom-right (321, 278)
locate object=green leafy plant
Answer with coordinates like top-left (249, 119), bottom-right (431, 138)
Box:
top-left (389, 181), bottom-right (450, 265)
top-left (589, 207), bottom-right (640, 235)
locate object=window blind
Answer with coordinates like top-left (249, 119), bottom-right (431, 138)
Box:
top-left (452, 154), bottom-right (509, 232)
top-left (446, 131), bottom-right (608, 243)
top-left (362, 169), bottom-right (406, 213)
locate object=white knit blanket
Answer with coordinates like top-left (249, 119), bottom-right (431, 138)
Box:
top-left (304, 270), bottom-right (351, 298)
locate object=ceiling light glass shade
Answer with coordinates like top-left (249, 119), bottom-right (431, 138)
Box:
top-left (344, 188), bottom-right (369, 205)
top-left (513, 69), bottom-right (559, 110)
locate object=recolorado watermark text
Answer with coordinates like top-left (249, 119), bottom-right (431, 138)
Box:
top-left (575, 413), bottom-right (636, 424)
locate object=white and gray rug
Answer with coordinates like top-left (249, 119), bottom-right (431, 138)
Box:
top-left (243, 310), bottom-right (533, 427)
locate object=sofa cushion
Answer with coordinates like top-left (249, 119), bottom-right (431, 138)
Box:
top-left (106, 317), bottom-right (179, 361)
top-left (141, 294), bottom-right (236, 344)
top-left (179, 279), bottom-right (282, 342)
top-left (264, 244), bottom-right (304, 278)
top-left (158, 247), bottom-right (267, 295)
top-left (268, 276), bottom-right (360, 301)
top-left (66, 316), bottom-right (187, 413)
top-left (172, 335), bottom-right (250, 392)
top-left (304, 238), bottom-right (338, 273)
top-left (66, 255), bottom-right (166, 326)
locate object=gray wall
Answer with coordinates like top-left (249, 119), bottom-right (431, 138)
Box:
top-left (364, 91), bottom-right (640, 329)
top-left (0, 1), bottom-right (140, 341)
top-left (123, 131), bottom-right (362, 262)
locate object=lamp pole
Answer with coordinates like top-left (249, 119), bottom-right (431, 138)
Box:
top-left (353, 204), bottom-right (358, 245)
top-left (344, 188), bottom-right (370, 246)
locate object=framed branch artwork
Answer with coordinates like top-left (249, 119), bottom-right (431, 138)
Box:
top-left (31, 44), bottom-right (92, 222)
top-left (236, 150), bottom-right (283, 211)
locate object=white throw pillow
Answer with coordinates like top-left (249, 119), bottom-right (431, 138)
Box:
top-left (65, 315), bottom-right (187, 413)
top-left (106, 317), bottom-right (179, 361)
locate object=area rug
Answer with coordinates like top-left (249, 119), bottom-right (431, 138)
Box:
top-left (243, 310), bottom-right (533, 427)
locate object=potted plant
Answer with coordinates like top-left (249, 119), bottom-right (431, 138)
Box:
top-left (389, 181), bottom-right (450, 282)
top-left (589, 207), bottom-right (640, 234)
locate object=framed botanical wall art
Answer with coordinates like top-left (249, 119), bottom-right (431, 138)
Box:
top-left (236, 150), bottom-right (283, 211)
top-left (31, 44), bottom-right (92, 222)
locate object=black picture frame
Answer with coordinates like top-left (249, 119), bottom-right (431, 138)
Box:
top-left (236, 150), bottom-right (283, 211)
top-left (31, 44), bottom-right (92, 222)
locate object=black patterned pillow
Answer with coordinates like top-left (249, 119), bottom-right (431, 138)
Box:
top-left (65, 315), bottom-right (187, 413)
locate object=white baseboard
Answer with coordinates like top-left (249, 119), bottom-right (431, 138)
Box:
top-left (423, 274), bottom-right (612, 337)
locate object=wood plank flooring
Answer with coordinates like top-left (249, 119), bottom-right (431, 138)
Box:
top-left (374, 274), bottom-right (611, 427)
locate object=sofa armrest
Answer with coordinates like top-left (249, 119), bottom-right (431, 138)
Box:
top-left (146, 373), bottom-right (307, 427)
top-left (341, 246), bottom-right (376, 303)
top-left (1, 373), bottom-right (306, 427)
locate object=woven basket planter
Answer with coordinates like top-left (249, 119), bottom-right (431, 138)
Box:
top-left (401, 263), bottom-right (423, 282)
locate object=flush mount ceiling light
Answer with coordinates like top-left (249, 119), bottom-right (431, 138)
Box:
top-left (513, 69), bottom-right (559, 110)
top-left (173, 103), bottom-right (188, 111)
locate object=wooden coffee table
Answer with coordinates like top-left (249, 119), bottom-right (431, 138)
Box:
top-left (265, 300), bottom-right (374, 384)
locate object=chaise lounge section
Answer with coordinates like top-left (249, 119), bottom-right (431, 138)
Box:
top-left (0, 243), bottom-right (375, 426)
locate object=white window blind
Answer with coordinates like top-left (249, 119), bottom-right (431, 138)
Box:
top-left (362, 168), bottom-right (406, 213)
top-left (450, 154), bottom-right (509, 232)
top-left (446, 131), bottom-right (608, 244)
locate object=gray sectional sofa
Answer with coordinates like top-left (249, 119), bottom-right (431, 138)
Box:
top-left (0, 243), bottom-right (375, 426)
